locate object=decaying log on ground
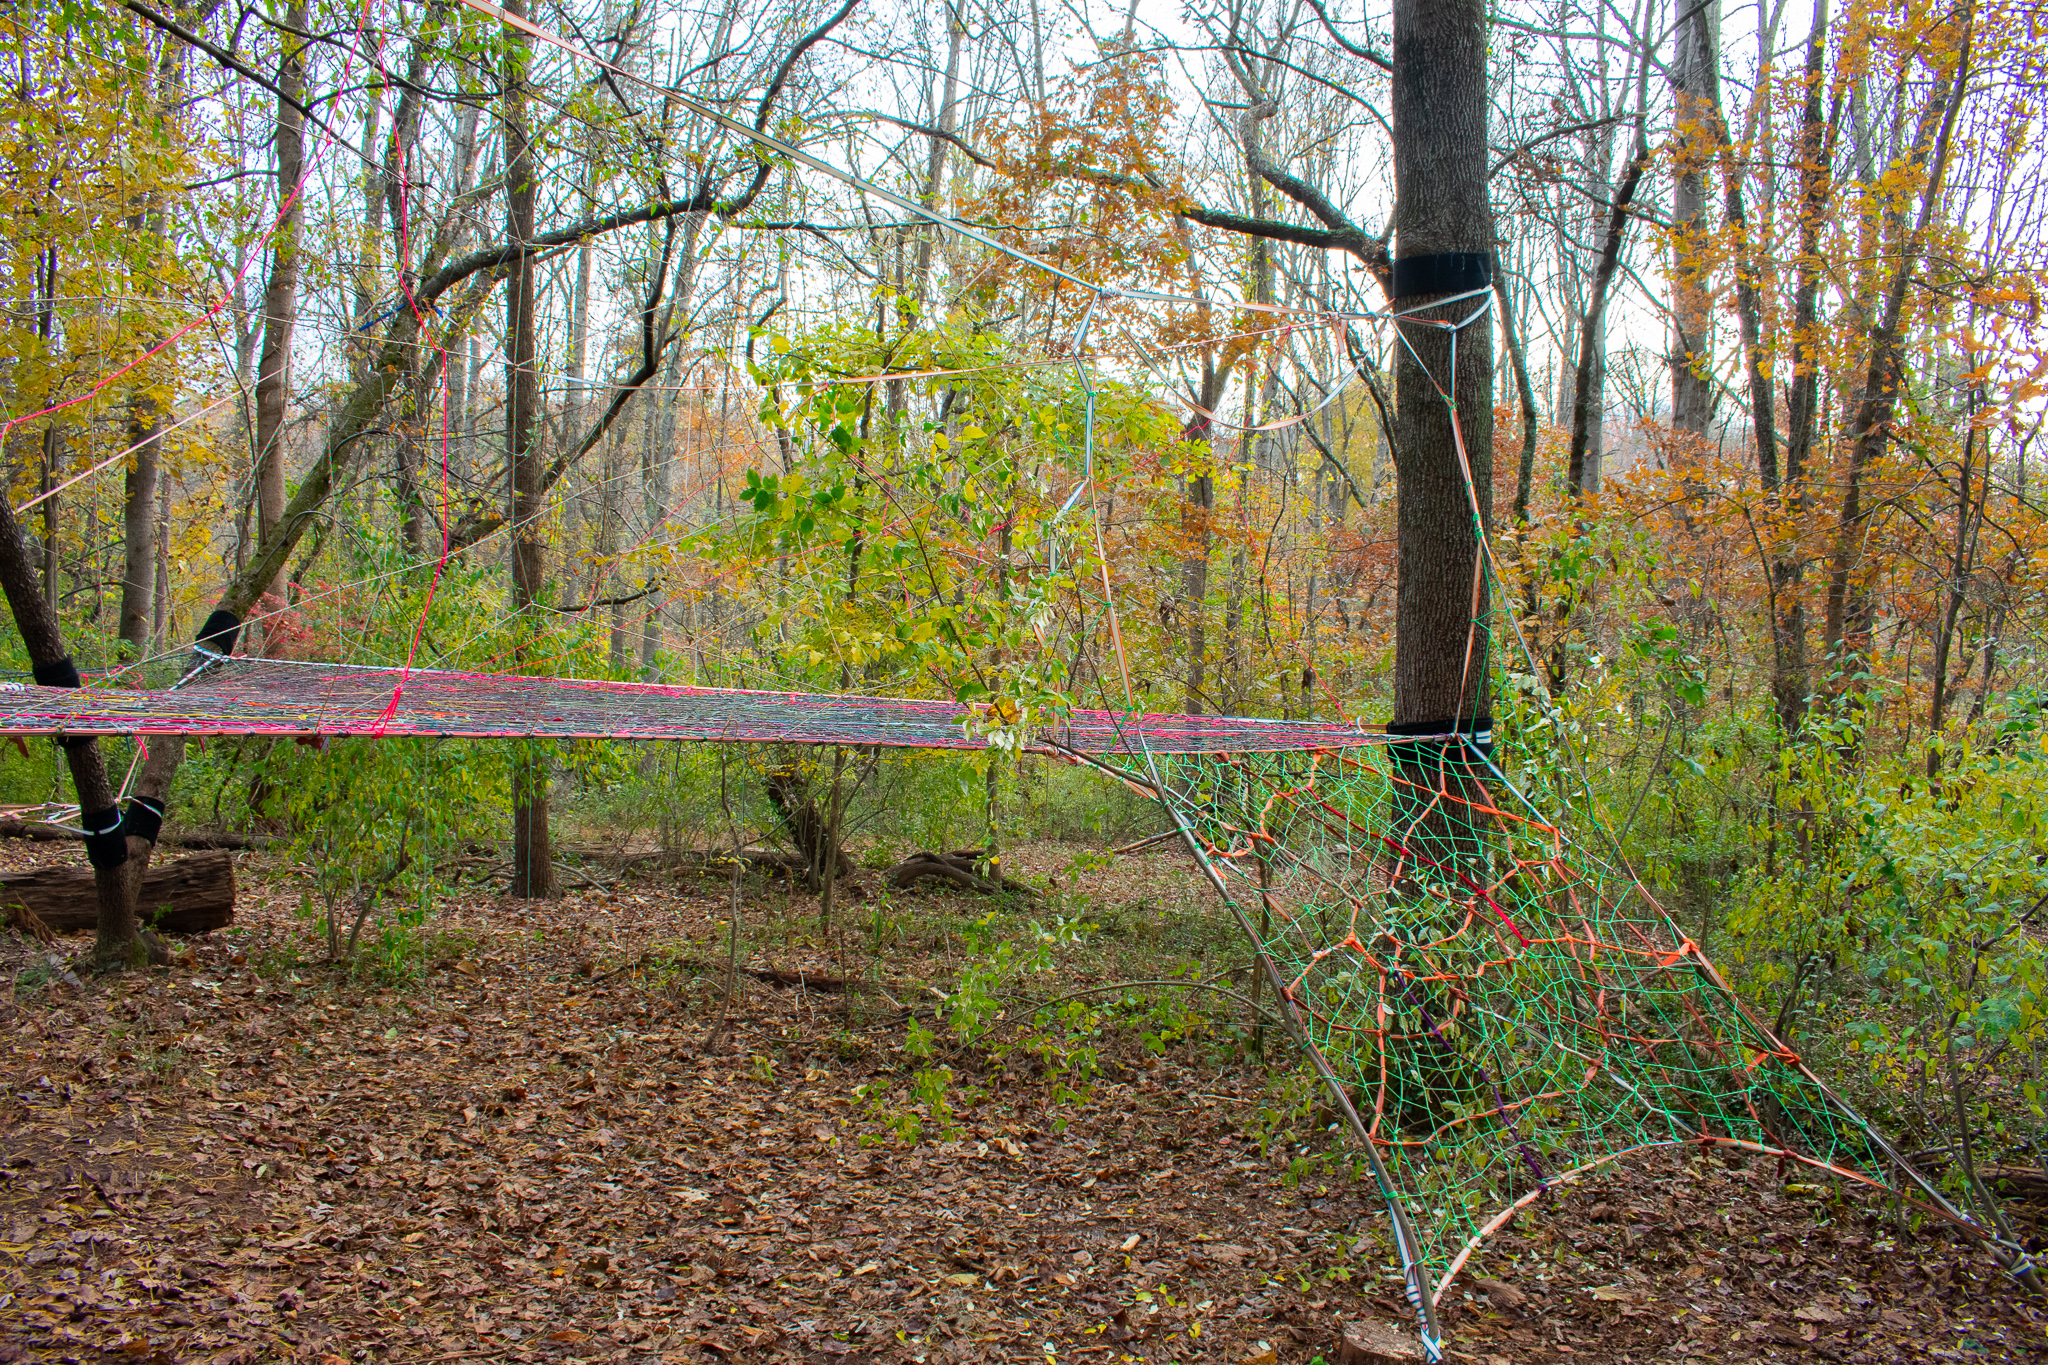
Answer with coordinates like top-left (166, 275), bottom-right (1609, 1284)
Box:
top-left (0, 818), bottom-right (77, 843)
top-left (616, 848), bottom-right (817, 877)
top-left (0, 852), bottom-right (235, 935)
top-left (885, 849), bottom-right (1037, 896)
top-left (165, 830), bottom-right (278, 850)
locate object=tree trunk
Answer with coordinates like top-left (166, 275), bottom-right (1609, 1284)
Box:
top-left (912, 7), bottom-right (965, 306)
top-left (0, 487), bottom-right (156, 968)
top-left (1669, 0), bottom-right (1719, 440)
top-left (1391, 0), bottom-right (1495, 743)
top-left (1762, 1), bottom-right (1834, 738)
top-left (1566, 134), bottom-right (1650, 500)
top-left (0, 852), bottom-right (235, 937)
top-left (504, 0), bottom-right (557, 900)
top-left (118, 391), bottom-right (162, 660)
top-left (251, 0), bottom-right (309, 620)
top-left (152, 475), bottom-right (170, 648)
top-left (1823, 10), bottom-right (1973, 691)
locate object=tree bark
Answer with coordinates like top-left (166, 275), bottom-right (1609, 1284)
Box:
top-left (1391, 0), bottom-right (1495, 740)
top-left (251, 0), bottom-right (309, 620)
top-left (0, 490), bottom-right (156, 967)
top-left (504, 0), bottom-right (557, 900)
top-left (1669, 0), bottom-right (1719, 440)
top-left (118, 391), bottom-right (162, 660)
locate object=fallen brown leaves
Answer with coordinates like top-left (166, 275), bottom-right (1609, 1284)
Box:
top-left (0, 843), bottom-right (2042, 1364)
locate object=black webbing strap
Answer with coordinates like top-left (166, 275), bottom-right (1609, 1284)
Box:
top-left (32, 657), bottom-right (82, 689)
top-left (82, 806), bottom-right (128, 869)
top-left (1390, 251), bottom-right (1493, 301)
top-left (123, 796), bottom-right (165, 846)
top-left (195, 609), bottom-right (241, 658)
top-left (1386, 716), bottom-right (1495, 762)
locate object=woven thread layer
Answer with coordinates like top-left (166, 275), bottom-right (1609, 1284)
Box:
top-left (0, 660), bottom-right (1384, 755)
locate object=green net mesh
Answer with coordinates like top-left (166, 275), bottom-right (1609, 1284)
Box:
top-left (1086, 733), bottom-right (1951, 1356)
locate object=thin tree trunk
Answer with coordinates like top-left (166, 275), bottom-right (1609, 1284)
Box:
top-left (151, 476), bottom-right (170, 648)
top-left (251, 0), bottom-right (309, 620)
top-left (1669, 0), bottom-right (1719, 440)
top-left (1823, 10), bottom-right (1973, 688)
top-left (1566, 133), bottom-right (1650, 499)
top-left (118, 392), bottom-right (162, 658)
top-left (912, 5), bottom-right (965, 306)
top-left (505, 0), bottom-right (557, 901)
top-left (1927, 384), bottom-right (1979, 779)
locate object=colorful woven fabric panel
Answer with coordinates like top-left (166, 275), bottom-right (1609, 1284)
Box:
top-left (0, 659), bottom-right (1382, 755)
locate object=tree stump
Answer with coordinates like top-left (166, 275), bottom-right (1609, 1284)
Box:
top-left (1331, 1318), bottom-right (1426, 1365)
top-left (0, 851), bottom-right (236, 936)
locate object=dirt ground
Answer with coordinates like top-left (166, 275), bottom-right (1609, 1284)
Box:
top-left (1, 840), bottom-right (2043, 1364)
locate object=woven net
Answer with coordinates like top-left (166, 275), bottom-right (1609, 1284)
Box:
top-left (0, 659), bottom-right (1380, 754)
top-left (1074, 700), bottom-right (1977, 1358)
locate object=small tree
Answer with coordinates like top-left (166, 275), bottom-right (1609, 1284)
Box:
top-left (286, 739), bottom-right (501, 968)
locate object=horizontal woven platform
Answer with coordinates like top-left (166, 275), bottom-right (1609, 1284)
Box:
top-left (0, 660), bottom-right (1387, 755)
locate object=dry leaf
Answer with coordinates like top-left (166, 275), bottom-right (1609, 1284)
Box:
top-left (1470, 1275), bottom-right (1527, 1309)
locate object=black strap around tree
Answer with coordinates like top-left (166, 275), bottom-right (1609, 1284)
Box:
top-left (32, 656), bottom-right (82, 689)
top-left (1390, 251), bottom-right (1493, 301)
top-left (1386, 716), bottom-right (1494, 761)
top-left (82, 806), bottom-right (127, 869)
top-left (195, 609), bottom-right (241, 658)
top-left (122, 795), bottom-right (165, 847)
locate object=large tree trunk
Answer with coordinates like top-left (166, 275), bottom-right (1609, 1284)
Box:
top-left (0, 493), bottom-right (158, 968)
top-left (0, 852), bottom-right (234, 937)
top-left (1669, 0), bottom-right (1719, 441)
top-left (1390, 0), bottom-right (1495, 765)
top-left (251, 0), bottom-right (309, 621)
top-left (504, 0), bottom-right (557, 900)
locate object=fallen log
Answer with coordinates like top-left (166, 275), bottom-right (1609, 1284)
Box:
top-left (164, 830), bottom-right (278, 851)
top-left (0, 818), bottom-right (79, 842)
top-left (610, 848), bottom-right (817, 878)
top-left (885, 849), bottom-right (1037, 897)
top-left (0, 851), bottom-right (236, 936)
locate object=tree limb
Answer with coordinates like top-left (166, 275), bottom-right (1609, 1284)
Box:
top-left (1303, 0), bottom-right (1393, 71)
top-left (120, 0), bottom-right (368, 164)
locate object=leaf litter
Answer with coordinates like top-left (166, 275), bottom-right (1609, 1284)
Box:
top-left (0, 842), bottom-right (2042, 1363)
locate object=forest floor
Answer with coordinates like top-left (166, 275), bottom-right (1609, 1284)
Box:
top-left (0, 838), bottom-right (2042, 1365)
